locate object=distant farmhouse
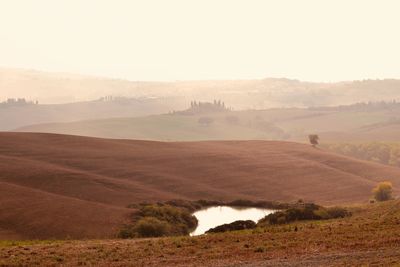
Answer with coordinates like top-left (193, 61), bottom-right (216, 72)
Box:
top-left (173, 100), bottom-right (231, 115)
top-left (0, 98), bottom-right (38, 107)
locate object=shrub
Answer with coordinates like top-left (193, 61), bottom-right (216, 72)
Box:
top-left (372, 181), bottom-right (393, 202)
top-left (120, 203), bottom-right (198, 238)
top-left (258, 203), bottom-right (350, 226)
top-left (121, 199), bottom-right (319, 238)
top-left (326, 207), bottom-right (351, 218)
top-left (194, 199), bottom-right (223, 207)
top-left (228, 199), bottom-right (258, 207)
top-left (118, 226), bottom-right (135, 239)
top-left (226, 199), bottom-right (290, 209)
top-left (137, 204), bottom-right (198, 232)
top-left (165, 199), bottom-right (202, 212)
top-left (308, 134), bottom-right (319, 146)
top-left (323, 142), bottom-right (400, 167)
top-left (313, 208), bottom-right (330, 219)
top-left (134, 217), bottom-right (169, 237)
top-left (205, 220), bottom-right (256, 234)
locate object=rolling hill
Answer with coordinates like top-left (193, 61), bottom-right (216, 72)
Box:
top-left (15, 112), bottom-right (287, 141)
top-left (0, 98), bottom-right (182, 131)
top-left (15, 101), bottom-right (400, 142)
top-left (4, 68), bottom-right (400, 131)
top-left (1, 132), bottom-right (400, 240)
top-left (6, 68), bottom-right (400, 107)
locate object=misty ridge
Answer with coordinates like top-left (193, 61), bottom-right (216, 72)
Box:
top-left (3, 68), bottom-right (400, 133)
top-left (3, 68), bottom-right (400, 106)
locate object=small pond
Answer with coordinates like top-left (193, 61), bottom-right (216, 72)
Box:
top-left (190, 206), bottom-right (275, 236)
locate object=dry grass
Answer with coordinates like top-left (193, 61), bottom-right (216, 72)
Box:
top-left (0, 133), bottom-right (400, 239)
top-left (2, 132), bottom-right (400, 239)
top-left (1, 200), bottom-right (400, 266)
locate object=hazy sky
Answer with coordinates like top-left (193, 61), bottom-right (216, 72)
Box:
top-left (1, 0), bottom-right (399, 81)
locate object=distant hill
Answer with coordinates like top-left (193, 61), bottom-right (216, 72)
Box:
top-left (0, 96), bottom-right (180, 130)
top-left (15, 101), bottom-right (400, 142)
top-left (15, 111), bottom-right (289, 141)
top-left (1, 132), bottom-right (400, 239)
top-left (14, 101), bottom-right (289, 141)
top-left (3, 68), bottom-right (400, 130)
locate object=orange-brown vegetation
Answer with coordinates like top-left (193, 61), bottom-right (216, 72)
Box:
top-left (1, 200), bottom-right (400, 266)
top-left (1, 132), bottom-right (400, 239)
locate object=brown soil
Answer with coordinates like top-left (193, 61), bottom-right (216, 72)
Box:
top-left (1, 200), bottom-right (400, 266)
top-left (1, 132), bottom-right (400, 239)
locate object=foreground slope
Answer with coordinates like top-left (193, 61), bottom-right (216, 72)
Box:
top-left (2, 200), bottom-right (400, 266)
top-left (1, 132), bottom-right (400, 239)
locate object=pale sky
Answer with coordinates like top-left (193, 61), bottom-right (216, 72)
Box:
top-left (0, 0), bottom-right (399, 82)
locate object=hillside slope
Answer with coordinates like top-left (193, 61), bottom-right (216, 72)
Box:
top-left (15, 113), bottom-right (287, 141)
top-left (1, 132), bottom-right (400, 239)
top-left (2, 200), bottom-right (400, 266)
top-left (16, 102), bottom-right (400, 142)
top-left (0, 98), bottom-right (180, 131)
top-left (4, 68), bottom-right (400, 132)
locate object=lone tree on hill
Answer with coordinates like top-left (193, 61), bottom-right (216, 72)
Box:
top-left (372, 181), bottom-right (393, 202)
top-left (308, 134), bottom-right (319, 147)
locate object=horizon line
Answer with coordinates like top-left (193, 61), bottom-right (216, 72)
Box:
top-left (1, 66), bottom-right (399, 84)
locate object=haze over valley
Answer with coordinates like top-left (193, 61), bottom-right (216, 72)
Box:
top-left (2, 0), bottom-right (400, 266)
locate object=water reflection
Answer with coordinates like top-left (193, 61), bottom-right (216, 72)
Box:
top-left (190, 206), bottom-right (274, 236)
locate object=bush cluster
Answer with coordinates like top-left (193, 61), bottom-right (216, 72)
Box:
top-left (323, 142), bottom-right (400, 166)
top-left (163, 199), bottom-right (290, 211)
top-left (372, 181), bottom-right (393, 202)
top-left (120, 199), bottom-right (351, 238)
top-left (258, 203), bottom-right (350, 225)
top-left (119, 204), bottom-right (198, 238)
top-left (205, 220), bottom-right (256, 234)
top-left (226, 199), bottom-right (291, 210)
